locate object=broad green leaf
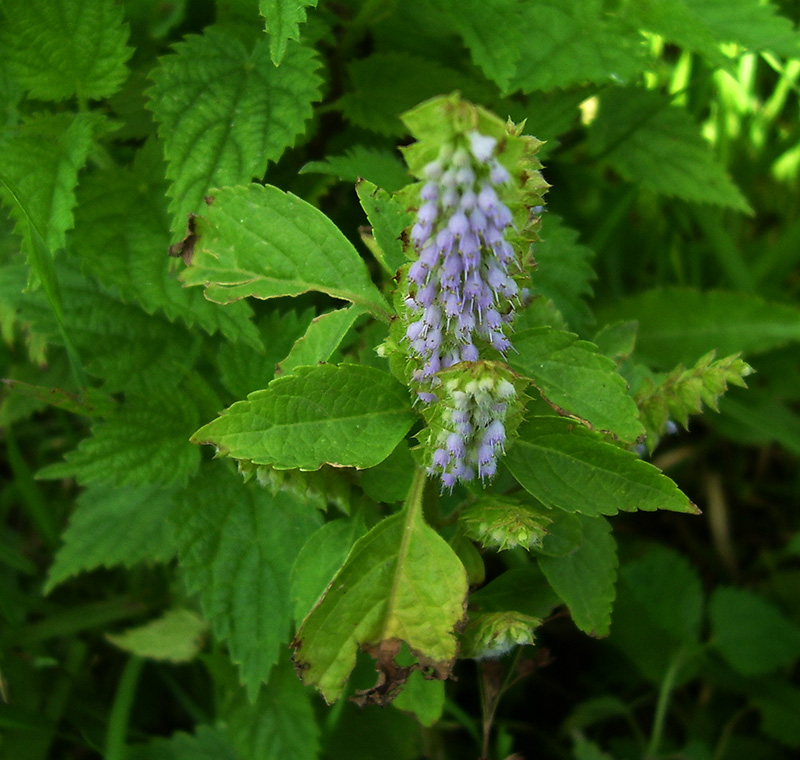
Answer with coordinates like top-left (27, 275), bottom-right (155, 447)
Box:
top-left (147, 27), bottom-right (321, 236)
top-left (588, 88), bottom-right (751, 212)
top-left (469, 565), bottom-right (561, 619)
top-left (180, 183), bottom-right (391, 320)
top-left (444, 0), bottom-right (645, 93)
top-left (71, 143), bottom-right (260, 347)
top-left (45, 484), bottom-right (178, 593)
top-left (301, 145), bottom-right (410, 193)
top-left (506, 417), bottom-right (698, 516)
top-left (709, 586), bottom-right (800, 676)
top-left (717, 392), bottom-right (800, 458)
top-left (292, 492), bottom-right (468, 703)
top-left (619, 546), bottom-right (704, 645)
top-left (0, 0), bottom-right (132, 101)
top-left (277, 305), bottom-right (365, 376)
top-left (599, 288), bottom-right (800, 370)
top-left (259, 0), bottom-right (318, 65)
top-left (356, 179), bottom-right (413, 276)
top-left (107, 609), bottom-right (208, 663)
top-left (172, 467), bottom-right (322, 699)
top-left (538, 515), bottom-right (617, 637)
top-left (359, 441), bottom-right (416, 504)
top-left (392, 671), bottom-right (445, 728)
top-left (223, 658), bottom-right (320, 760)
top-left (532, 215), bottom-right (595, 333)
top-left (572, 735), bottom-right (616, 760)
top-left (0, 380), bottom-right (115, 418)
top-left (290, 515), bottom-right (368, 623)
top-left (750, 681), bottom-right (800, 748)
top-left (0, 112), bottom-right (104, 254)
top-left (593, 321), bottom-right (638, 364)
top-left (38, 393), bottom-right (201, 487)
top-left (128, 727), bottom-right (238, 760)
top-left (192, 364), bottom-right (414, 471)
top-left (510, 327), bottom-right (645, 443)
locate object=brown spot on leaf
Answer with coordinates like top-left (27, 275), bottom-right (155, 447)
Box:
top-left (168, 214), bottom-right (199, 266)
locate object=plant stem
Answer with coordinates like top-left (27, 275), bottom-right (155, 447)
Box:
top-left (105, 656), bottom-right (144, 760)
top-left (646, 648), bottom-right (684, 759)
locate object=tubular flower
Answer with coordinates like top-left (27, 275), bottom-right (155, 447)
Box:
top-left (402, 133), bottom-right (520, 402)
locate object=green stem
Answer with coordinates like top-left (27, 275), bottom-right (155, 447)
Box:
top-left (403, 467), bottom-right (427, 522)
top-left (646, 649), bottom-right (684, 759)
top-left (105, 656), bottom-right (145, 760)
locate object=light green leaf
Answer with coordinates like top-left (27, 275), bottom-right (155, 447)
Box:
top-left (538, 515), bottom-right (617, 637)
top-left (147, 27), bottom-right (321, 236)
top-left (356, 179), bottom-right (413, 276)
top-left (392, 670), bottom-right (445, 728)
top-left (172, 467), bottom-right (322, 699)
top-left (0, 0), bottom-right (132, 101)
top-left (259, 0), bottom-right (318, 65)
top-left (510, 327), bottom-right (645, 443)
top-left (506, 416), bottom-right (698, 516)
top-left (71, 143), bottom-right (260, 347)
top-left (180, 183), bottom-right (391, 320)
top-left (588, 88), bottom-right (751, 212)
top-left (710, 586), bottom-right (800, 676)
top-left (38, 393), bottom-right (201, 487)
top-left (301, 145), bottom-right (410, 193)
top-left (599, 288), bottom-right (800, 370)
top-left (107, 609), bottom-right (208, 663)
top-left (292, 481), bottom-right (468, 704)
top-left (277, 305), bottom-right (365, 376)
top-left (45, 484), bottom-right (178, 593)
top-left (192, 364), bottom-right (414, 471)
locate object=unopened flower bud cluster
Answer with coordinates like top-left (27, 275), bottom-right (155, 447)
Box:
top-left (427, 367), bottom-right (517, 487)
top-left (403, 130), bottom-right (520, 404)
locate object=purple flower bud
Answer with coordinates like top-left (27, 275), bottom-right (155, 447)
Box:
top-left (406, 320), bottom-right (425, 341)
top-left (417, 202), bottom-right (438, 225)
top-left (477, 441), bottom-right (495, 465)
top-left (448, 210), bottom-right (470, 236)
top-left (468, 131), bottom-right (497, 163)
top-left (478, 459), bottom-right (497, 480)
top-left (484, 308), bottom-right (502, 329)
top-left (419, 243), bottom-right (440, 267)
top-left (460, 189), bottom-right (477, 210)
top-left (443, 292), bottom-right (460, 317)
top-left (420, 181), bottom-right (439, 201)
top-left (447, 432), bottom-right (466, 458)
top-left (440, 168), bottom-right (458, 187)
top-left (454, 461), bottom-right (475, 481)
top-left (489, 160), bottom-right (510, 185)
top-left (412, 222), bottom-right (431, 245)
top-left (493, 240), bottom-right (514, 263)
top-left (442, 351), bottom-right (460, 368)
top-left (433, 448), bottom-right (450, 468)
top-left (484, 420), bottom-right (506, 446)
top-left (418, 391), bottom-right (438, 404)
top-left (492, 203), bottom-right (513, 228)
top-left (436, 227), bottom-right (455, 252)
top-left (486, 265), bottom-right (506, 290)
top-left (441, 187), bottom-right (460, 208)
top-left (424, 329), bottom-right (442, 351)
top-left (418, 283), bottom-right (436, 307)
top-left (441, 472), bottom-right (457, 488)
top-left (423, 305), bottom-right (442, 329)
top-left (424, 160), bottom-right (444, 181)
top-left (422, 354), bottom-right (441, 376)
top-left (408, 260), bottom-right (427, 284)
top-left (451, 409), bottom-right (470, 425)
top-left (461, 343), bottom-right (479, 362)
top-left (478, 184), bottom-right (499, 214)
top-left (456, 166), bottom-right (475, 186)
top-left (488, 332), bottom-right (511, 353)
top-left (469, 208), bottom-right (488, 233)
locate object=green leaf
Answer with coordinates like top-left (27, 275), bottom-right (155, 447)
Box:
top-left (172, 467), bottom-right (322, 699)
top-left (180, 183), bottom-right (391, 320)
top-left (106, 609), bottom-right (208, 663)
top-left (277, 305), bottom-right (366, 376)
top-left (619, 546), bottom-right (704, 645)
top-left (599, 288), bottom-right (800, 370)
top-left (0, 0), bottom-right (132, 101)
top-left (0, 112), bottom-right (104, 254)
top-left (222, 656), bottom-right (320, 760)
top-left (259, 0), bottom-right (318, 65)
top-left (292, 477), bottom-right (468, 704)
top-left (71, 143), bottom-right (260, 347)
top-left (290, 515), bottom-right (368, 623)
top-left (510, 327), bottom-right (644, 443)
top-left (506, 417), bottom-right (698, 517)
top-left (392, 671), bottom-right (445, 727)
top-left (445, 0), bottom-right (645, 93)
top-left (38, 393), bottom-right (201, 487)
top-left (147, 27), bottom-right (321, 236)
top-left (469, 565), bottom-right (561, 620)
top-left (301, 145), bottom-right (410, 193)
top-left (709, 586), bottom-right (800, 676)
top-left (359, 441), bottom-right (416, 504)
top-left (588, 88), bottom-right (751, 212)
top-left (45, 484), bottom-right (178, 593)
top-left (538, 515), bottom-right (617, 637)
top-left (192, 364), bottom-right (414, 471)
top-left (356, 179), bottom-right (414, 276)
top-left (128, 727), bottom-right (238, 760)
top-left (532, 215), bottom-right (595, 333)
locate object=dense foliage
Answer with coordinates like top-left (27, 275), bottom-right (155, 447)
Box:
top-left (1, 1), bottom-right (800, 759)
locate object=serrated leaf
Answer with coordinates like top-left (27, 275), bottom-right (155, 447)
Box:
top-left (538, 515), bottom-right (617, 637)
top-left (510, 327), bottom-right (645, 443)
top-left (532, 215), bottom-right (595, 333)
top-left (0, 0), bottom-right (132, 101)
top-left (45, 484), bottom-right (178, 593)
top-left (193, 364), bottom-right (414, 471)
top-left (260, 0), bottom-right (318, 65)
top-left (292, 499), bottom-right (468, 704)
top-left (277, 305), bottom-right (365, 376)
top-left (0, 112), bottom-right (104, 254)
top-left (71, 143), bottom-right (260, 347)
top-left (710, 586), bottom-right (800, 676)
top-left (301, 145), bottom-right (410, 193)
top-left (599, 288), bottom-right (800, 370)
top-left (180, 183), bottom-right (391, 319)
top-left (392, 670), bottom-right (445, 727)
top-left (128, 726), bottom-right (238, 760)
top-left (147, 27), bottom-right (321, 236)
top-left (588, 88), bottom-right (751, 212)
top-left (506, 416), bottom-right (698, 516)
top-left (469, 565), bottom-right (561, 619)
top-left (38, 393), bottom-right (201, 487)
top-left (356, 179), bottom-right (413, 276)
top-left (107, 609), bottom-right (208, 663)
top-left (172, 467), bottom-right (322, 699)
